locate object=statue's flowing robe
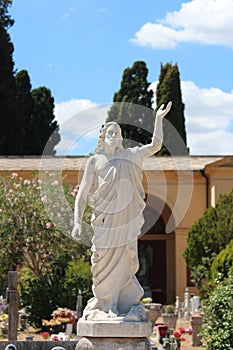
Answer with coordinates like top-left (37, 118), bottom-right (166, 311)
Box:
top-left (83, 147), bottom-right (147, 318)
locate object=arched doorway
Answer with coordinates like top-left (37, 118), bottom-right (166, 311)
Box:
top-left (137, 196), bottom-right (175, 304)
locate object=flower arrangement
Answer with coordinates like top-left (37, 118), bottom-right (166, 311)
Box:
top-left (42, 307), bottom-right (77, 335)
top-left (162, 327), bottom-right (193, 349)
top-left (51, 307), bottom-right (77, 324)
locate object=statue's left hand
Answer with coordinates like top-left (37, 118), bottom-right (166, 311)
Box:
top-left (156, 101), bottom-right (172, 119)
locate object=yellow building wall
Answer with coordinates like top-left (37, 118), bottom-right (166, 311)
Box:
top-left (207, 167), bottom-right (233, 206)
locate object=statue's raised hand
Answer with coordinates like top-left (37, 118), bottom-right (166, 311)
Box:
top-left (156, 101), bottom-right (172, 119)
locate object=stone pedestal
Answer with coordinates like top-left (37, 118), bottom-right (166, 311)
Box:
top-left (75, 337), bottom-right (152, 350)
top-left (75, 319), bottom-right (152, 349)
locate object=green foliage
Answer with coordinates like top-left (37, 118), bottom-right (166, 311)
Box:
top-left (0, 0), bottom-right (14, 28)
top-left (107, 61), bottom-right (154, 147)
top-left (0, 173), bottom-right (91, 277)
top-left (0, 173), bottom-right (72, 279)
top-left (183, 188), bottom-right (233, 294)
top-left (18, 257), bottom-right (92, 327)
top-left (0, 172), bottom-right (92, 327)
top-left (15, 70), bottom-right (34, 154)
top-left (156, 63), bottom-right (188, 155)
top-left (0, 25), bottom-right (17, 154)
top-left (0, 1), bottom-right (60, 155)
top-left (30, 87), bottom-right (60, 155)
top-left (163, 304), bottom-right (176, 314)
top-left (63, 257), bottom-right (92, 307)
top-left (201, 269), bottom-right (233, 350)
top-left (211, 239), bottom-right (233, 281)
top-left (14, 74), bottom-right (61, 155)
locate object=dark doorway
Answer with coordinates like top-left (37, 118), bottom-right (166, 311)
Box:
top-left (137, 240), bottom-right (166, 303)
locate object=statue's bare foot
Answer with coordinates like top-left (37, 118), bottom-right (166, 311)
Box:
top-left (108, 309), bottom-right (118, 318)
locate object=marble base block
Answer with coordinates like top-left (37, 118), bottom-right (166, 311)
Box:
top-left (77, 319), bottom-right (152, 337)
top-left (75, 336), bottom-right (152, 350)
top-left (76, 319), bottom-right (153, 349)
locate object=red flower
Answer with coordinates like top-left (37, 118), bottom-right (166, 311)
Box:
top-left (186, 327), bottom-right (193, 335)
top-left (42, 331), bottom-right (50, 339)
top-left (178, 327), bottom-right (185, 334)
top-left (51, 335), bottom-right (59, 341)
top-left (180, 336), bottom-right (186, 341)
top-left (173, 330), bottom-right (181, 338)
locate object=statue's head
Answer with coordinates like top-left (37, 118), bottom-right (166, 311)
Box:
top-left (96, 122), bottom-right (123, 154)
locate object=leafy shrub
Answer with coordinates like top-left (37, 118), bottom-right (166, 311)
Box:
top-left (211, 239), bottom-right (233, 281)
top-left (18, 257), bottom-right (92, 327)
top-left (201, 269), bottom-right (233, 350)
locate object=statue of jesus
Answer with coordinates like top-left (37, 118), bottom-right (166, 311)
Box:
top-left (72, 102), bottom-right (172, 320)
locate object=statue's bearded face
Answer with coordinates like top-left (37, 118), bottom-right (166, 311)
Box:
top-left (104, 124), bottom-right (122, 148)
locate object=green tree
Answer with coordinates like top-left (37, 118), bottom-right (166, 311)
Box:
top-left (15, 70), bottom-right (34, 153)
top-left (183, 188), bottom-right (233, 295)
top-left (0, 0), bottom-right (17, 154)
top-left (0, 1), bottom-right (60, 155)
top-left (30, 87), bottom-right (60, 155)
top-left (106, 61), bottom-right (154, 147)
top-left (14, 73), bottom-right (61, 155)
top-left (156, 63), bottom-right (188, 155)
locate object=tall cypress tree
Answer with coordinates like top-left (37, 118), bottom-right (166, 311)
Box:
top-left (106, 61), bottom-right (154, 147)
top-left (15, 69), bottom-right (34, 154)
top-left (156, 63), bottom-right (188, 155)
top-left (0, 1), bottom-right (60, 155)
top-left (0, 0), bottom-right (17, 154)
top-left (30, 87), bottom-right (60, 155)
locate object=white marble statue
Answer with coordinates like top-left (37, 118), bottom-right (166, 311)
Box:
top-left (71, 102), bottom-right (172, 320)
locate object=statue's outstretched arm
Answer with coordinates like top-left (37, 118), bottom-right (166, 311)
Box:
top-left (71, 156), bottom-right (95, 241)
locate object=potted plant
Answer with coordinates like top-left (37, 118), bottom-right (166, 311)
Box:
top-left (162, 304), bottom-right (178, 330)
top-left (142, 298), bottom-right (162, 325)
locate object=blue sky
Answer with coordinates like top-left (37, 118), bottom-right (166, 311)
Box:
top-left (9, 0), bottom-right (233, 156)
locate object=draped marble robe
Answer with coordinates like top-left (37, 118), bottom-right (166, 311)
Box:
top-left (82, 146), bottom-right (147, 319)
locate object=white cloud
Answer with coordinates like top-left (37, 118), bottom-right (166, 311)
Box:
top-left (54, 99), bottom-right (109, 155)
top-left (54, 99), bottom-right (97, 125)
top-left (130, 0), bottom-right (233, 49)
top-left (61, 7), bottom-right (75, 19)
top-left (181, 81), bottom-right (233, 154)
